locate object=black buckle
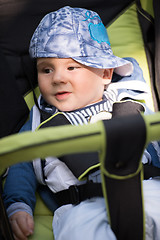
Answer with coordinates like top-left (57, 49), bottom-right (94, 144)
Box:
top-left (69, 185), bottom-right (80, 205)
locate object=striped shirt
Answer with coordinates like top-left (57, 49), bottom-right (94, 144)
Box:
top-left (40, 93), bottom-right (114, 126)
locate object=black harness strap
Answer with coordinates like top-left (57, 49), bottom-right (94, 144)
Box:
top-left (39, 111), bottom-right (99, 179)
top-left (54, 182), bottom-right (103, 206)
top-left (102, 114), bottom-right (146, 240)
top-left (143, 163), bottom-right (160, 179)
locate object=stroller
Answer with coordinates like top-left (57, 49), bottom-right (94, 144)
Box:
top-left (0, 0), bottom-right (160, 239)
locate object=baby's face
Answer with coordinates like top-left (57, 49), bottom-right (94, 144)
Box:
top-left (37, 58), bottom-right (111, 111)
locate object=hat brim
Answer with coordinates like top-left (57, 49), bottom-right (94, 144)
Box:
top-left (72, 55), bottom-right (133, 76)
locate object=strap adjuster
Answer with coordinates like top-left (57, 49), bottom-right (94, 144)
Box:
top-left (69, 185), bottom-right (80, 205)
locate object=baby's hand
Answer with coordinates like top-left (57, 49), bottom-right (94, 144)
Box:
top-left (9, 211), bottom-right (34, 240)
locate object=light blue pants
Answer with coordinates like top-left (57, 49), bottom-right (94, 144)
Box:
top-left (53, 197), bottom-right (116, 240)
top-left (53, 179), bottom-right (160, 240)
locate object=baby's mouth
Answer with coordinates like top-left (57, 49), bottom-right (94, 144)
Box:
top-left (55, 91), bottom-right (71, 100)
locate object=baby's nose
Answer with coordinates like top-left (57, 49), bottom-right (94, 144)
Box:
top-left (52, 71), bottom-right (68, 84)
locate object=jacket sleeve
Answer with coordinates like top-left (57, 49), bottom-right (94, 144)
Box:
top-left (3, 108), bottom-right (38, 216)
top-left (3, 162), bottom-right (38, 216)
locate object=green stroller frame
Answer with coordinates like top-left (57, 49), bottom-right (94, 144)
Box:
top-left (0, 0), bottom-right (160, 239)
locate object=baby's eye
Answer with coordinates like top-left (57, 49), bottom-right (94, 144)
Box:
top-left (44, 68), bottom-right (53, 74)
top-left (68, 66), bottom-right (80, 71)
top-left (38, 67), bottom-right (53, 74)
top-left (68, 66), bottom-right (76, 71)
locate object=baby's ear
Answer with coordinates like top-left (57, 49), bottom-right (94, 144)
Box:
top-left (102, 68), bottom-right (113, 85)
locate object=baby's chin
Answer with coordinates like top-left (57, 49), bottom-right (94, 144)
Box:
top-left (54, 99), bottom-right (103, 112)
top-left (58, 106), bottom-right (82, 112)
top-left (55, 105), bottom-right (78, 112)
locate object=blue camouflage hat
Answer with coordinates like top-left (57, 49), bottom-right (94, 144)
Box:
top-left (29, 6), bottom-right (133, 76)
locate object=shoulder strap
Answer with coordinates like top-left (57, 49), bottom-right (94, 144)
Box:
top-left (38, 112), bottom-right (99, 179)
